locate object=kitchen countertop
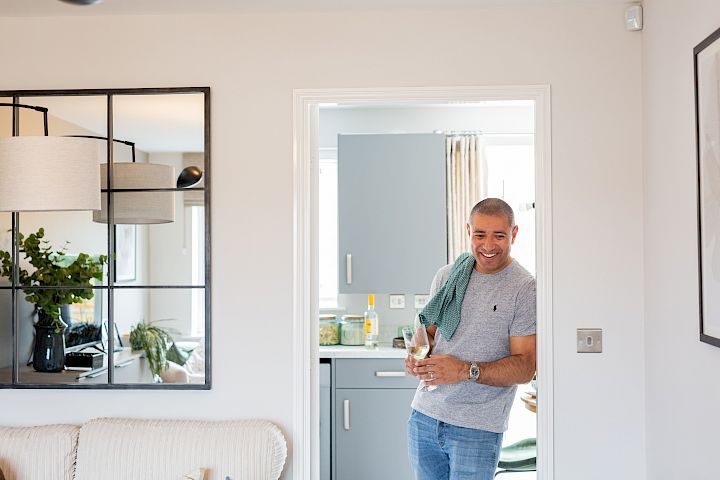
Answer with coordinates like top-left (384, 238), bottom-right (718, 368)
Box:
top-left (319, 345), bottom-right (408, 359)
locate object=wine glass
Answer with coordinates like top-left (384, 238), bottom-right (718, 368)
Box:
top-left (401, 324), bottom-right (437, 391)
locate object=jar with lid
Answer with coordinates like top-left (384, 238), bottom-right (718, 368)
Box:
top-left (319, 314), bottom-right (340, 346)
top-left (340, 315), bottom-right (365, 346)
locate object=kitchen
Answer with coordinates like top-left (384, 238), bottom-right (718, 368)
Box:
top-left (316, 101), bottom-right (538, 479)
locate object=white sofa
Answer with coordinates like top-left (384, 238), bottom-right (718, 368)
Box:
top-left (0, 418), bottom-right (287, 480)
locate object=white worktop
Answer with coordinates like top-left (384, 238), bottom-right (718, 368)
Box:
top-left (319, 345), bottom-right (408, 359)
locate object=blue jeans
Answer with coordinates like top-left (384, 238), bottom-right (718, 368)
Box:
top-left (407, 409), bottom-right (503, 480)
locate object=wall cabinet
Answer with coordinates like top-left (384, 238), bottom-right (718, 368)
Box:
top-left (337, 134), bottom-right (447, 294)
top-left (332, 358), bottom-right (418, 480)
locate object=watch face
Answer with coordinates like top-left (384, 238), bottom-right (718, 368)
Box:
top-left (469, 363), bottom-right (480, 380)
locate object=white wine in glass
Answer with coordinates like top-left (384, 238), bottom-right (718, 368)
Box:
top-left (401, 324), bottom-right (437, 391)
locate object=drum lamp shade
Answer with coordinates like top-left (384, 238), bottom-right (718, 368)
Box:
top-left (0, 136), bottom-right (101, 212)
top-left (93, 162), bottom-right (175, 224)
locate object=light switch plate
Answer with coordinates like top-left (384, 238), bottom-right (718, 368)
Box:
top-left (577, 328), bottom-right (602, 353)
top-left (389, 294), bottom-right (405, 309)
top-left (414, 294), bottom-right (430, 309)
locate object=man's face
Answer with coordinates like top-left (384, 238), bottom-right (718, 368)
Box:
top-left (466, 213), bottom-right (518, 274)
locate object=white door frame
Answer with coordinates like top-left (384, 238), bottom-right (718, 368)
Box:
top-left (292, 85), bottom-right (554, 480)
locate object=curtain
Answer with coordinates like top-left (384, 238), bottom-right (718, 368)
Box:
top-left (446, 135), bottom-right (487, 263)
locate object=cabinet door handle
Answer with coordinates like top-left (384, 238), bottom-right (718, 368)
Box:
top-left (343, 399), bottom-right (350, 431)
top-left (375, 371), bottom-right (406, 377)
top-left (346, 254), bottom-right (352, 284)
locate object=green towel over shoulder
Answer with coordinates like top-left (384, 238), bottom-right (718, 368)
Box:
top-left (418, 252), bottom-right (475, 341)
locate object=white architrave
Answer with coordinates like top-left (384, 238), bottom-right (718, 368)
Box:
top-left (293, 86), bottom-right (554, 480)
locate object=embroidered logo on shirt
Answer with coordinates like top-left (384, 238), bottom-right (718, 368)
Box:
top-left (493, 305), bottom-right (497, 311)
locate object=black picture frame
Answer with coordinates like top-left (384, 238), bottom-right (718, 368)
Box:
top-left (695, 27), bottom-right (720, 348)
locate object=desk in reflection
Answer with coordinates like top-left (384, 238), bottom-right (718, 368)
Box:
top-left (8, 348), bottom-right (154, 385)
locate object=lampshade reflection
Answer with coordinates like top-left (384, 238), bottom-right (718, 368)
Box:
top-left (93, 163), bottom-right (175, 224)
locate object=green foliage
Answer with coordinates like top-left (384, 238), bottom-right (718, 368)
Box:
top-left (0, 228), bottom-right (107, 332)
top-left (129, 321), bottom-right (174, 381)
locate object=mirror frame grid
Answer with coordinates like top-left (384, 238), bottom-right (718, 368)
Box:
top-left (0, 87), bottom-right (211, 390)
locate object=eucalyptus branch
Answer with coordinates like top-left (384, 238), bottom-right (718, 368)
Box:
top-left (0, 228), bottom-right (107, 332)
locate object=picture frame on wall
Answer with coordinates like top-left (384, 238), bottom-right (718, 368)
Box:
top-left (695, 26), bottom-right (720, 348)
top-left (115, 224), bottom-right (136, 283)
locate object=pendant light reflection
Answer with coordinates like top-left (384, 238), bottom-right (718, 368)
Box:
top-left (177, 166), bottom-right (203, 188)
top-left (93, 163), bottom-right (175, 224)
top-left (0, 136), bottom-right (101, 212)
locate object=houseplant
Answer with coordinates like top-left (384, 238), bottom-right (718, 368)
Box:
top-left (129, 321), bottom-right (175, 382)
top-left (0, 228), bottom-right (107, 372)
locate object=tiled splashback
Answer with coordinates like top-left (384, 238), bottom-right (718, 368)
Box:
top-left (322, 293), bottom-right (426, 345)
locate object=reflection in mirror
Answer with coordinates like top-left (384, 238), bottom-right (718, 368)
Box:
top-left (112, 93), bottom-right (205, 183)
top-left (18, 288), bottom-right (108, 385)
top-left (116, 288), bottom-right (205, 384)
top-left (0, 212), bottom-right (11, 284)
top-left (0, 289), bottom-right (11, 384)
top-left (0, 97), bottom-right (14, 139)
top-left (114, 192), bottom-right (205, 287)
top-left (0, 87), bottom-right (209, 389)
top-left (13, 211), bottom-right (108, 287)
top-left (19, 95), bottom-right (108, 138)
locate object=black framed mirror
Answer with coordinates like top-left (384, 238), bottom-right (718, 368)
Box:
top-left (0, 87), bottom-right (211, 389)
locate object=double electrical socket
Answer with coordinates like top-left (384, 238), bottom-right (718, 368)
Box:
top-left (388, 294), bottom-right (430, 309)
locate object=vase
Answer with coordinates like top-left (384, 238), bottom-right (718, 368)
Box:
top-left (33, 324), bottom-right (66, 373)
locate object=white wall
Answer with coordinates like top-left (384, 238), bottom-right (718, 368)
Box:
top-left (643, 1), bottom-right (720, 478)
top-left (0, 5), bottom-right (643, 479)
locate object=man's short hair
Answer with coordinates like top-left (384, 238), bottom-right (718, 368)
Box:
top-left (468, 198), bottom-right (515, 228)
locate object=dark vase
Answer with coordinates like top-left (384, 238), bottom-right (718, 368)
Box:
top-left (33, 312), bottom-right (66, 373)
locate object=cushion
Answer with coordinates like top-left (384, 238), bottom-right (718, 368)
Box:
top-left (0, 424), bottom-right (79, 480)
top-left (74, 418), bottom-right (287, 480)
top-left (181, 468), bottom-right (207, 480)
top-left (159, 360), bottom-right (190, 383)
top-left (167, 342), bottom-right (195, 367)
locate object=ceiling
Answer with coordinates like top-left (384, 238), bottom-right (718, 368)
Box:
top-left (0, 0), bottom-right (631, 16)
top-left (11, 94), bottom-right (206, 153)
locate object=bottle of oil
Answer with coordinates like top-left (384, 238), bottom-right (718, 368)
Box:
top-left (364, 293), bottom-right (379, 348)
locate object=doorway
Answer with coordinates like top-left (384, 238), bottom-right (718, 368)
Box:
top-left (292, 86), bottom-right (553, 480)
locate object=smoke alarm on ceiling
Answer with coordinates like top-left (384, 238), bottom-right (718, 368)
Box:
top-left (625, 5), bottom-right (643, 31)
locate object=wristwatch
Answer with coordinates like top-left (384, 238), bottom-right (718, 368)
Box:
top-left (468, 361), bottom-right (480, 382)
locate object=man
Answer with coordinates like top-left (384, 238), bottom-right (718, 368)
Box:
top-left (406, 197), bottom-right (536, 480)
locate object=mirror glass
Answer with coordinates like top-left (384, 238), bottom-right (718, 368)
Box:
top-left (114, 288), bottom-right (205, 385)
top-left (0, 88), bottom-right (209, 389)
top-left (18, 288), bottom-right (108, 385)
top-left (0, 288), bottom-right (11, 384)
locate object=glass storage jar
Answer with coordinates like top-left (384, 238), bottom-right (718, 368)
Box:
top-left (319, 314), bottom-right (340, 346)
top-left (340, 315), bottom-right (365, 346)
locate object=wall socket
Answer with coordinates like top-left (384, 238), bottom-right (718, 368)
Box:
top-left (414, 294), bottom-right (430, 309)
top-left (389, 294), bottom-right (405, 309)
top-left (577, 328), bottom-right (602, 353)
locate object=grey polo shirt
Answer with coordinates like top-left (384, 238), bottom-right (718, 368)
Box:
top-left (411, 259), bottom-right (536, 433)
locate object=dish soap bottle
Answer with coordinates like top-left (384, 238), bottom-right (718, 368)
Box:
top-left (364, 293), bottom-right (379, 348)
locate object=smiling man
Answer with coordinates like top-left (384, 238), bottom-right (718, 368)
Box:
top-left (405, 198), bottom-right (537, 480)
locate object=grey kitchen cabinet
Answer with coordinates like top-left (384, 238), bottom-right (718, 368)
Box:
top-left (338, 133), bottom-right (447, 294)
top-left (320, 362), bottom-right (331, 480)
top-left (333, 358), bottom-right (418, 480)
